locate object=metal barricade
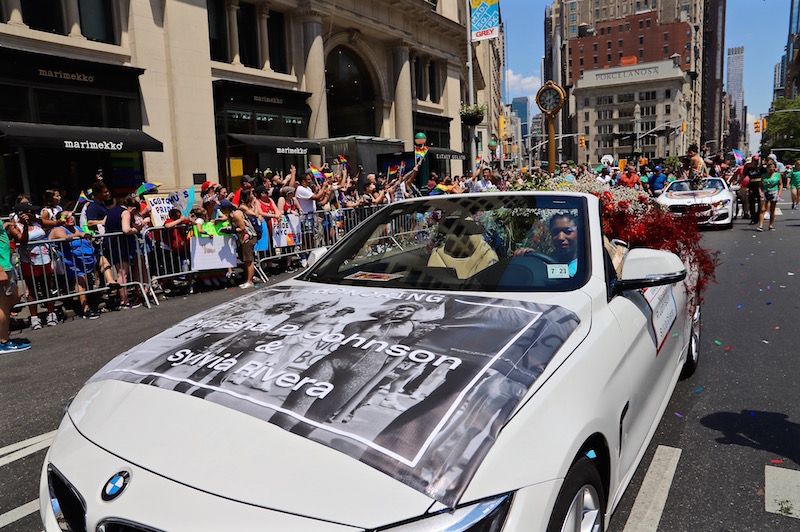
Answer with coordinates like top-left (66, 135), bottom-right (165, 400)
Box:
top-left (12, 230), bottom-right (152, 313)
top-left (140, 224), bottom-right (194, 304)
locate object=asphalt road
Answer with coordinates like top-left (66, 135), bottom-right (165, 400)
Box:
top-left (2, 205), bottom-right (800, 531)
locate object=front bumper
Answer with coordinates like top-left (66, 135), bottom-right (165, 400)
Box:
top-left (40, 416), bottom-right (358, 532)
top-left (666, 203), bottom-right (731, 224)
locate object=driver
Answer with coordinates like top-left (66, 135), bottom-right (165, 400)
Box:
top-left (549, 213), bottom-right (579, 276)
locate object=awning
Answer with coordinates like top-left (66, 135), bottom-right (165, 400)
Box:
top-left (228, 134), bottom-right (321, 155)
top-left (0, 121), bottom-right (163, 151)
top-left (428, 147), bottom-right (467, 160)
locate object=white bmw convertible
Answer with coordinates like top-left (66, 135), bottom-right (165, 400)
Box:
top-left (41, 192), bottom-right (698, 532)
top-left (655, 177), bottom-right (736, 228)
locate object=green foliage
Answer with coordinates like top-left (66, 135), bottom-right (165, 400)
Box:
top-left (761, 97), bottom-right (800, 162)
top-left (664, 155), bottom-right (682, 173)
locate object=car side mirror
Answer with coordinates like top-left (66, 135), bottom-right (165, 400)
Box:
top-left (307, 247), bottom-right (328, 267)
top-left (611, 248), bottom-right (686, 297)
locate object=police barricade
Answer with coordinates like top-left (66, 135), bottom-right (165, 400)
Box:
top-left (12, 230), bottom-right (152, 315)
top-left (254, 205), bottom-right (383, 274)
top-left (141, 225), bottom-right (238, 304)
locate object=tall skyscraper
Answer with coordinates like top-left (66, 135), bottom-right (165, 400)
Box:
top-left (701, 0), bottom-right (725, 151)
top-left (727, 47), bottom-right (744, 123)
top-left (511, 97), bottom-right (530, 138)
top-left (775, 56), bottom-right (786, 100)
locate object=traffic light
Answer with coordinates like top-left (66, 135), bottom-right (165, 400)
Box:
top-left (499, 116), bottom-right (506, 138)
top-left (754, 119), bottom-right (760, 133)
top-left (761, 118), bottom-right (767, 132)
top-left (579, 136), bottom-right (586, 148)
top-left (681, 121), bottom-right (686, 132)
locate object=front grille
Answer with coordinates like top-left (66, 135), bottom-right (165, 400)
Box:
top-left (48, 464), bottom-right (87, 532)
top-left (97, 519), bottom-right (165, 532)
top-left (669, 205), bottom-right (687, 214)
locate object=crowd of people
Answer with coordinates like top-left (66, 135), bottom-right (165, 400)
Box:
top-left (0, 142), bottom-right (786, 353)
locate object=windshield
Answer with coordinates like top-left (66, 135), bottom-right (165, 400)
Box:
top-left (667, 178), bottom-right (725, 192)
top-left (304, 194), bottom-right (590, 292)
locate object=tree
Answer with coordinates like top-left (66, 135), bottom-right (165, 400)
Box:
top-left (761, 97), bottom-right (800, 163)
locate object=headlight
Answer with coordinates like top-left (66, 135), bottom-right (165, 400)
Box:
top-left (376, 493), bottom-right (512, 532)
top-left (713, 199), bottom-right (730, 209)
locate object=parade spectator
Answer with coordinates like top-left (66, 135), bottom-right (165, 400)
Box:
top-left (745, 156), bottom-right (764, 224)
top-left (617, 166), bottom-right (642, 189)
top-left (105, 196), bottom-right (143, 308)
top-left (759, 159), bottom-right (783, 232)
top-left (40, 190), bottom-right (64, 231)
top-left (651, 166), bottom-right (667, 196)
top-left (84, 181), bottom-right (111, 234)
top-left (788, 160), bottom-right (800, 210)
top-left (223, 199), bottom-right (257, 289)
top-left (48, 211), bottom-right (103, 319)
top-left (7, 203), bottom-right (58, 329)
top-left (0, 217), bottom-right (27, 352)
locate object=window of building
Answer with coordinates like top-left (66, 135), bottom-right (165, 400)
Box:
top-left (579, 68), bottom-right (583, 76)
top-left (665, 104), bottom-right (671, 114)
top-left (607, 41), bottom-right (611, 49)
top-left (685, 42), bottom-right (691, 51)
top-left (664, 46), bottom-right (669, 54)
top-left (571, 25), bottom-right (576, 34)
top-left (642, 105), bottom-right (656, 116)
top-left (78, 0), bottom-right (117, 44)
top-left (636, 1), bottom-right (641, 9)
top-left (618, 93), bottom-right (634, 103)
top-left (664, 32), bottom-right (669, 41)
top-left (429, 61), bottom-right (441, 103)
top-left (596, 95), bottom-right (613, 105)
top-left (584, 98), bottom-right (590, 106)
top-left (639, 20), bottom-right (643, 29)
top-left (600, 27), bottom-right (604, 34)
top-left (0, 84), bottom-right (32, 122)
top-left (685, 55), bottom-right (690, 64)
top-left (21, 0), bottom-right (64, 34)
top-left (36, 88), bottom-right (104, 127)
top-left (595, 9), bottom-right (600, 17)
top-left (638, 91), bottom-right (656, 101)
top-left (237, 2), bottom-right (259, 68)
top-left (626, 22), bottom-right (630, 31)
top-left (569, 59), bottom-right (573, 67)
top-left (665, 89), bottom-right (671, 98)
top-left (208, 0), bottom-right (228, 62)
top-left (646, 19), bottom-right (651, 28)
top-left (571, 2), bottom-right (576, 10)
top-left (619, 39), bottom-right (623, 47)
top-left (607, 53), bottom-right (611, 62)
top-left (639, 48), bottom-right (644, 58)
top-left (639, 36), bottom-right (644, 45)
top-left (593, 55), bottom-right (598, 64)
top-left (580, 44), bottom-right (584, 53)
top-left (585, 126), bottom-right (590, 134)
top-left (570, 13), bottom-right (576, 22)
top-left (584, 112), bottom-right (589, 120)
top-left (619, 51), bottom-right (623, 60)
top-left (580, 57), bottom-right (584, 65)
top-left (268, 11), bottom-right (289, 74)
top-left (593, 43), bottom-right (598, 51)
top-left (619, 24), bottom-right (623, 32)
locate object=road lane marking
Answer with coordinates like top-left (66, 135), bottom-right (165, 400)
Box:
top-left (0, 439), bottom-right (52, 468)
top-left (0, 431), bottom-right (57, 458)
top-left (0, 500), bottom-right (38, 528)
top-left (765, 465), bottom-right (800, 519)
top-left (622, 445), bottom-right (682, 532)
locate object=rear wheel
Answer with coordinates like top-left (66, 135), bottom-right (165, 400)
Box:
top-left (681, 304), bottom-right (701, 379)
top-left (547, 457), bottom-right (605, 532)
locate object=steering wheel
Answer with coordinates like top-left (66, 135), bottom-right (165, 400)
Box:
top-left (515, 250), bottom-right (556, 264)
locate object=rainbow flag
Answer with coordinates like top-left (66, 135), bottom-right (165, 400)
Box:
top-left (338, 155), bottom-right (350, 170)
top-left (388, 164), bottom-right (400, 177)
top-left (78, 190), bottom-right (91, 202)
top-left (732, 149), bottom-right (744, 166)
top-left (308, 165), bottom-right (325, 182)
top-left (475, 157), bottom-right (482, 169)
top-left (414, 145), bottom-right (428, 161)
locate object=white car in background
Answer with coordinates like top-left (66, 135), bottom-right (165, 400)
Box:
top-left (656, 177), bottom-right (736, 228)
top-left (41, 192), bottom-right (698, 531)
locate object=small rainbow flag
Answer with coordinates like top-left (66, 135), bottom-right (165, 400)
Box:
top-left (414, 145), bottom-right (428, 161)
top-left (308, 165), bottom-right (325, 182)
top-left (338, 155), bottom-right (350, 170)
top-left (475, 157), bottom-right (482, 169)
top-left (77, 190), bottom-right (91, 203)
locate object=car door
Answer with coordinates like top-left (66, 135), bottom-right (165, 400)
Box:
top-left (607, 279), bottom-right (687, 479)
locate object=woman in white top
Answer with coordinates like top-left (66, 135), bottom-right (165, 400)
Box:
top-left (40, 189), bottom-right (64, 231)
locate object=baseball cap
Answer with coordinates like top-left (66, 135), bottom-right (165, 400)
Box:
top-left (655, 166), bottom-right (661, 171)
top-left (201, 181), bottom-right (214, 194)
top-left (768, 153), bottom-right (778, 162)
top-left (218, 199), bottom-right (234, 210)
top-left (745, 156), bottom-right (753, 164)
top-left (280, 186), bottom-right (296, 195)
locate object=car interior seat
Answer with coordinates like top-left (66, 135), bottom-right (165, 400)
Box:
top-left (427, 218), bottom-right (498, 279)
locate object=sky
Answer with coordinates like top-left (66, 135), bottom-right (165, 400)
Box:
top-left (501, 0), bottom-right (791, 155)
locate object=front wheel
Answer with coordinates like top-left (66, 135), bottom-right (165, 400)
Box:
top-left (546, 456), bottom-right (605, 532)
top-left (680, 304), bottom-right (701, 379)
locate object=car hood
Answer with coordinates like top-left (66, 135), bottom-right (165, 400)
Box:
top-left (657, 189), bottom-right (726, 204)
top-left (70, 282), bottom-right (592, 528)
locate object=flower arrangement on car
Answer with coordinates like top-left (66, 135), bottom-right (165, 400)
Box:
top-left (512, 176), bottom-right (718, 303)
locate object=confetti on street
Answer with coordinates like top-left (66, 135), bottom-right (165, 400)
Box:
top-left (715, 340), bottom-right (722, 345)
top-left (771, 459), bottom-right (784, 465)
top-left (766, 302), bottom-right (772, 305)
top-left (763, 340), bottom-right (770, 344)
top-left (725, 346), bottom-right (733, 351)
top-left (694, 387), bottom-right (704, 393)
top-left (738, 304), bottom-right (743, 309)
top-left (675, 412), bottom-right (684, 418)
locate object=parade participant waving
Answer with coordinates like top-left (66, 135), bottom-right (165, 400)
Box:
top-left (759, 159), bottom-right (783, 232)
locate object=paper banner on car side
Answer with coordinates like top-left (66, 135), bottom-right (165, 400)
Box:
top-left (471, 0), bottom-right (500, 41)
top-left (88, 285), bottom-right (580, 508)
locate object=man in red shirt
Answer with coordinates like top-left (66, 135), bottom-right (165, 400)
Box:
top-left (617, 166), bottom-right (642, 189)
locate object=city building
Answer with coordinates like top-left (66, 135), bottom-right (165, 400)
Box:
top-left (474, 18), bottom-right (506, 168)
top-left (784, 0), bottom-right (800, 99)
top-left (573, 59), bottom-right (689, 165)
top-left (700, 0), bottom-right (725, 153)
top-left (545, 0), bottom-right (706, 165)
top-left (726, 46), bottom-right (745, 152)
top-left (511, 96), bottom-right (529, 139)
top-left (775, 56), bottom-right (786, 101)
top-left (0, 0), bottom-right (470, 205)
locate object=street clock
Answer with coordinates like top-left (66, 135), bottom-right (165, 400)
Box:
top-left (536, 81), bottom-right (566, 115)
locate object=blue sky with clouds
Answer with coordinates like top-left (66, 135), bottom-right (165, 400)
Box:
top-left (502, 0), bottom-right (791, 154)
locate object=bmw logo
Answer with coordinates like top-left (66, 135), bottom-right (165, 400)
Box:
top-left (101, 471), bottom-right (130, 501)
